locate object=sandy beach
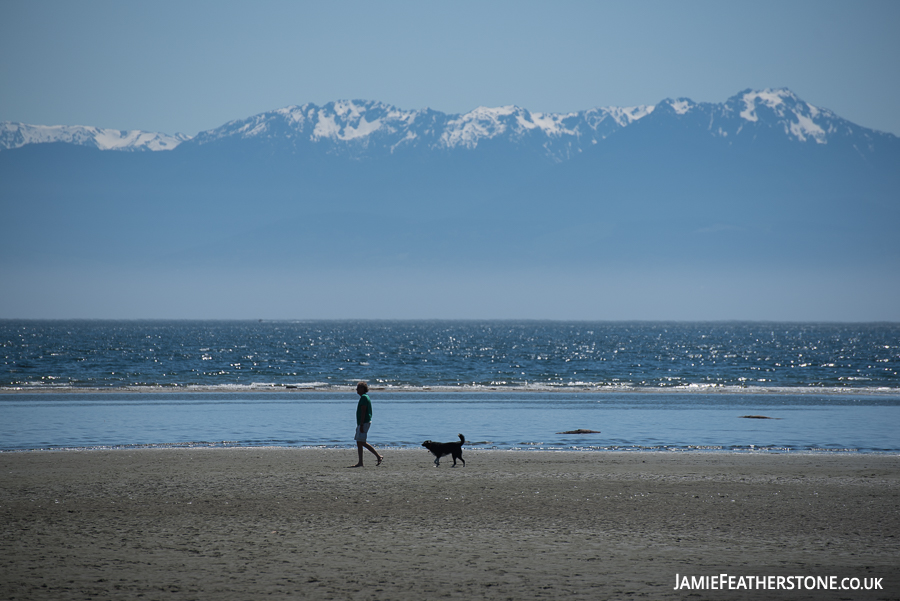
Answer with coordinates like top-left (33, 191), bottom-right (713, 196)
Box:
top-left (2, 449), bottom-right (898, 600)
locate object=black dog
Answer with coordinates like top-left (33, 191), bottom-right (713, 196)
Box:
top-left (422, 433), bottom-right (466, 467)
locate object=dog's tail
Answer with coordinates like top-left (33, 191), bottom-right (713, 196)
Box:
top-left (458, 433), bottom-right (465, 445)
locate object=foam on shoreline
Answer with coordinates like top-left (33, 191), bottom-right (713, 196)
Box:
top-left (4, 383), bottom-right (899, 395)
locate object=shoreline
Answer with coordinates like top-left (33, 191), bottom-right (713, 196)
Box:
top-left (3, 384), bottom-right (900, 395)
top-left (3, 449), bottom-right (898, 600)
top-left (3, 445), bottom-right (898, 455)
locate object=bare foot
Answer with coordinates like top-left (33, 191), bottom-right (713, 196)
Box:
top-left (349, 463), bottom-right (364, 468)
top-left (376, 455), bottom-right (384, 466)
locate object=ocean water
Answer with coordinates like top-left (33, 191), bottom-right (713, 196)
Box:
top-left (2, 320), bottom-right (898, 453)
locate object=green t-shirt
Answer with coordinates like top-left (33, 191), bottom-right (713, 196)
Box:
top-left (356, 393), bottom-right (373, 425)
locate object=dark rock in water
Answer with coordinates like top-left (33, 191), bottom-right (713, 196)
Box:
top-left (739, 415), bottom-right (776, 419)
top-left (557, 429), bottom-right (601, 434)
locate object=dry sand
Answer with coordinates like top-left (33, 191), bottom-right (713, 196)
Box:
top-left (1, 449), bottom-right (898, 600)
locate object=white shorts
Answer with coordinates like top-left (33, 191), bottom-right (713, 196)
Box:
top-left (354, 422), bottom-right (371, 442)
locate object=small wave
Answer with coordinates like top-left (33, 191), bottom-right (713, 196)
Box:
top-left (3, 382), bottom-right (900, 397)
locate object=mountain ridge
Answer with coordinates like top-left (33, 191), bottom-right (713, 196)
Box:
top-left (3, 88), bottom-right (894, 161)
top-left (1, 88), bottom-right (898, 319)
top-left (0, 122), bottom-right (189, 152)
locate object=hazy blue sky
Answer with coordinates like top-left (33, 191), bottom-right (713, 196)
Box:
top-left (2, 0), bottom-right (899, 136)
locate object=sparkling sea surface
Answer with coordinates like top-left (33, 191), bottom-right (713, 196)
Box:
top-left (2, 320), bottom-right (898, 452)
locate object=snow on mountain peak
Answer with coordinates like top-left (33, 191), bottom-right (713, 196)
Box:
top-left (669, 99), bottom-right (694, 115)
top-left (312, 106), bottom-right (383, 142)
top-left (738, 88), bottom-right (829, 143)
top-left (441, 105), bottom-right (571, 148)
top-left (586, 105), bottom-right (655, 129)
top-left (739, 89), bottom-right (792, 122)
top-left (209, 100), bottom-right (425, 146)
top-left (0, 122), bottom-right (188, 151)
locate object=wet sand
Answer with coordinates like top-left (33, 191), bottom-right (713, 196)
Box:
top-left (1, 449), bottom-right (898, 600)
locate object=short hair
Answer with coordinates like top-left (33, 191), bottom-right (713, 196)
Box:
top-left (356, 381), bottom-right (369, 393)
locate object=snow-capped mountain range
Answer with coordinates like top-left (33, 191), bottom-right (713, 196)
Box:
top-left (0, 122), bottom-right (189, 152)
top-left (188, 98), bottom-right (655, 161)
top-left (2, 89), bottom-right (892, 159)
top-left (3, 87), bottom-right (898, 313)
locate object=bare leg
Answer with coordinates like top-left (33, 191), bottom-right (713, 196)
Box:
top-left (364, 442), bottom-right (384, 465)
top-left (354, 441), bottom-right (382, 466)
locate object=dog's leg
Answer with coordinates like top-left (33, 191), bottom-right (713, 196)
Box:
top-left (433, 457), bottom-right (440, 467)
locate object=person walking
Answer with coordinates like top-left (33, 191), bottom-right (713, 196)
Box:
top-left (352, 381), bottom-right (383, 467)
